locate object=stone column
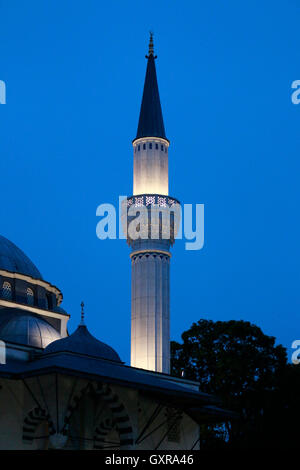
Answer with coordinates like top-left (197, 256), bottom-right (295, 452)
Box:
top-left (131, 251), bottom-right (170, 373)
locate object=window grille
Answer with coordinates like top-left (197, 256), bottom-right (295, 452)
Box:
top-left (1, 281), bottom-right (12, 300)
top-left (27, 287), bottom-right (34, 306)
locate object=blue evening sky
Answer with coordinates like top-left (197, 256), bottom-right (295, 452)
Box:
top-left (1, 0), bottom-right (299, 363)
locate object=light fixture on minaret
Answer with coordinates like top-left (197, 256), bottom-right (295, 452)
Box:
top-left (126, 33), bottom-right (180, 374)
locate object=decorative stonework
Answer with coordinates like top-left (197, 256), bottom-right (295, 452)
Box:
top-left (61, 382), bottom-right (134, 450)
top-left (131, 252), bottom-right (170, 263)
top-left (125, 194), bottom-right (180, 247)
top-left (127, 194), bottom-right (179, 208)
top-left (22, 407), bottom-right (55, 444)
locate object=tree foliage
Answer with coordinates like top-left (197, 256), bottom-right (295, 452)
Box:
top-left (171, 319), bottom-right (299, 449)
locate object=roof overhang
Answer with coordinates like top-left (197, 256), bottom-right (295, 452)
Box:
top-left (0, 353), bottom-right (226, 412)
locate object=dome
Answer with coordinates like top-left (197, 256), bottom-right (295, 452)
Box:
top-left (0, 235), bottom-right (42, 280)
top-left (43, 324), bottom-right (122, 363)
top-left (0, 308), bottom-right (61, 348)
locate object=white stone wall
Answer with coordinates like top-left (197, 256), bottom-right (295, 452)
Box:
top-left (131, 252), bottom-right (170, 373)
top-left (0, 379), bottom-right (26, 449)
top-left (133, 137), bottom-right (169, 196)
top-left (136, 395), bottom-right (200, 450)
top-left (0, 378), bottom-right (200, 450)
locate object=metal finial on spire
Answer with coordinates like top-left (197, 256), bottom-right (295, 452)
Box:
top-left (80, 301), bottom-right (85, 325)
top-left (148, 31), bottom-right (154, 55)
top-left (146, 31), bottom-right (157, 60)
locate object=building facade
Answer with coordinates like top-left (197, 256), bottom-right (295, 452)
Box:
top-left (0, 36), bottom-right (230, 450)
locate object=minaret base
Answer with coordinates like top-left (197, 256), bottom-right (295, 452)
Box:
top-left (130, 250), bottom-right (170, 374)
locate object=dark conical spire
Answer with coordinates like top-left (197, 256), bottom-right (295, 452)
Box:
top-left (135, 33), bottom-right (167, 141)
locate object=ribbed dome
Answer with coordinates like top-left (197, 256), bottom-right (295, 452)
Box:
top-left (43, 324), bottom-right (122, 363)
top-left (0, 235), bottom-right (42, 280)
top-left (0, 309), bottom-right (61, 348)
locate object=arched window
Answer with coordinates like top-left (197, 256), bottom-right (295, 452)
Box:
top-left (1, 281), bottom-right (12, 300)
top-left (45, 293), bottom-right (52, 310)
top-left (27, 287), bottom-right (34, 306)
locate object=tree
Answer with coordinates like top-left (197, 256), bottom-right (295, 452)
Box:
top-left (171, 319), bottom-right (297, 449)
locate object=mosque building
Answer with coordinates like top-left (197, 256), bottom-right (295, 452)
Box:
top-left (0, 35), bottom-right (230, 450)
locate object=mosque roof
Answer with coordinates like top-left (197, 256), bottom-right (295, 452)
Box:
top-left (0, 235), bottom-right (42, 280)
top-left (0, 316), bottom-right (235, 423)
top-left (43, 323), bottom-right (122, 363)
top-left (0, 308), bottom-right (61, 348)
top-left (0, 349), bottom-right (217, 406)
top-left (0, 349), bottom-right (237, 423)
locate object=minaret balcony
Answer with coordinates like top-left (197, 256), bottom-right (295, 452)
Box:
top-left (123, 194), bottom-right (181, 247)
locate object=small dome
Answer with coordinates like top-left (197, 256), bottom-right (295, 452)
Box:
top-left (43, 324), bottom-right (122, 363)
top-left (0, 235), bottom-right (42, 280)
top-left (0, 308), bottom-right (61, 348)
top-left (53, 306), bottom-right (68, 315)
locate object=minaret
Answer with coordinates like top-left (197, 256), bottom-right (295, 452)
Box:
top-left (127, 34), bottom-right (179, 374)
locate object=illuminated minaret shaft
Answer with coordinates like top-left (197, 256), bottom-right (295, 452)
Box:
top-left (128, 34), bottom-right (178, 374)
